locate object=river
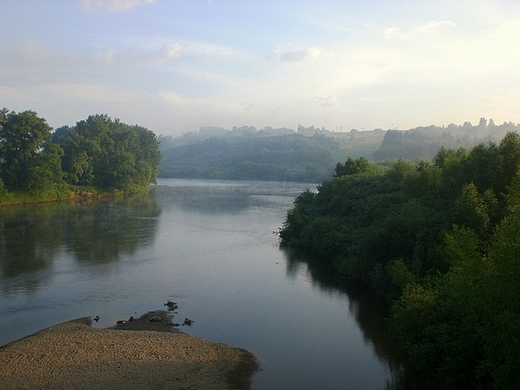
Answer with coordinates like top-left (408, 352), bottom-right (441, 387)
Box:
top-left (0, 178), bottom-right (411, 389)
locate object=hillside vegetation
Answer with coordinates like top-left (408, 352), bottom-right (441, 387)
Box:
top-left (278, 132), bottom-right (520, 389)
top-left (158, 119), bottom-right (519, 182)
top-left (158, 124), bottom-right (384, 182)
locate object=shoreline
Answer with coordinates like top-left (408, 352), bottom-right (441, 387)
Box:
top-left (0, 316), bottom-right (259, 390)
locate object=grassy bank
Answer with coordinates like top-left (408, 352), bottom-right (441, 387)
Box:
top-left (0, 184), bottom-right (150, 206)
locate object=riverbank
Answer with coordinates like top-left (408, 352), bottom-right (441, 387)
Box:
top-left (0, 317), bottom-right (259, 390)
top-left (0, 186), bottom-right (132, 207)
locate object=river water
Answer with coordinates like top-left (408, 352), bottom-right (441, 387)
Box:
top-left (0, 178), bottom-right (410, 389)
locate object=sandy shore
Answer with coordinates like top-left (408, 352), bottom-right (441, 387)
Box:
top-left (0, 316), bottom-right (259, 390)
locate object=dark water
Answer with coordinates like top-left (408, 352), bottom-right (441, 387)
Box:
top-left (0, 179), bottom-right (411, 389)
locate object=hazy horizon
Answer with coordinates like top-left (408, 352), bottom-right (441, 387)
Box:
top-left (2, 0), bottom-right (520, 136)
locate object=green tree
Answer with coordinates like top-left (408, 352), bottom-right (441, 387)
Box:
top-left (0, 110), bottom-right (59, 190)
top-left (497, 132), bottom-right (520, 198)
top-left (334, 156), bottom-right (370, 177)
top-left (454, 183), bottom-right (492, 242)
top-left (477, 175), bottom-right (520, 389)
top-left (59, 114), bottom-right (161, 191)
top-left (129, 125), bottom-right (162, 185)
top-left (27, 143), bottom-right (64, 191)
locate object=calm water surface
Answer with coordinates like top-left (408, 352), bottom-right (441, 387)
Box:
top-left (0, 179), bottom-right (410, 389)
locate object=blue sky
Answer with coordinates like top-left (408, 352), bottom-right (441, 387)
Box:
top-left (1, 0), bottom-right (520, 136)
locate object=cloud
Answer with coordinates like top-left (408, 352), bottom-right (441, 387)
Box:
top-left (0, 41), bottom-right (54, 69)
top-left (280, 47), bottom-right (322, 62)
top-left (489, 19), bottom-right (520, 52)
top-left (46, 83), bottom-right (140, 104)
top-left (384, 20), bottom-right (456, 40)
top-left (80, 0), bottom-right (154, 14)
top-left (383, 26), bottom-right (405, 40)
top-left (313, 95), bottom-right (338, 108)
top-left (417, 20), bottom-right (456, 34)
top-left (157, 43), bottom-right (183, 60)
top-left (242, 101), bottom-right (268, 112)
top-left (89, 43), bottom-right (184, 65)
top-left (94, 37), bottom-right (238, 66)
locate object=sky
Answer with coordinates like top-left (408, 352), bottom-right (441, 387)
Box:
top-left (1, 0), bottom-right (520, 136)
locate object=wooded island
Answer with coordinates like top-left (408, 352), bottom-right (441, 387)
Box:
top-left (0, 109), bottom-right (161, 205)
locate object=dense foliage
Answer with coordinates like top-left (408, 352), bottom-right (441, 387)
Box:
top-left (158, 132), bottom-right (353, 182)
top-left (278, 132), bottom-right (520, 389)
top-left (0, 109), bottom-right (161, 203)
top-left (54, 114), bottom-right (161, 191)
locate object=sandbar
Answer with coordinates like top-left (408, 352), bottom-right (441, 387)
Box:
top-left (0, 316), bottom-right (259, 390)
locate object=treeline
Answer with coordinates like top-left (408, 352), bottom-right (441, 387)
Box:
top-left (278, 132), bottom-right (520, 389)
top-left (160, 125), bottom-right (296, 147)
top-left (158, 119), bottom-right (517, 183)
top-left (158, 132), bottom-right (351, 183)
top-left (373, 118), bottom-right (519, 161)
top-left (0, 109), bottom-right (161, 204)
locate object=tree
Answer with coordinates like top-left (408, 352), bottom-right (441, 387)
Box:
top-left (59, 114), bottom-right (161, 191)
top-left (127, 125), bottom-right (162, 185)
top-left (27, 143), bottom-right (64, 191)
top-left (454, 183), bottom-right (492, 242)
top-left (477, 176), bottom-right (520, 388)
top-left (497, 132), bottom-right (520, 197)
top-left (0, 110), bottom-right (58, 190)
top-left (334, 156), bottom-right (370, 177)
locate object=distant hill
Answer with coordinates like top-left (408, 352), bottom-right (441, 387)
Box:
top-left (158, 119), bottom-right (519, 182)
top-left (373, 119), bottom-right (520, 161)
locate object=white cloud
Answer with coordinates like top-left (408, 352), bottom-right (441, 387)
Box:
top-left (383, 26), bottom-right (405, 40)
top-left (280, 47), bottom-right (322, 62)
top-left (47, 83), bottom-right (140, 104)
top-left (384, 20), bottom-right (456, 40)
top-left (91, 48), bottom-right (118, 64)
top-left (157, 43), bottom-right (183, 60)
top-left (80, 0), bottom-right (154, 14)
top-left (488, 19), bottom-right (520, 57)
top-left (417, 20), bottom-right (457, 34)
top-left (88, 43), bottom-right (184, 66)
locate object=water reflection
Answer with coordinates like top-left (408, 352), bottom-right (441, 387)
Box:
top-left (62, 193), bottom-right (161, 264)
top-left (0, 203), bottom-right (64, 278)
top-left (158, 184), bottom-right (252, 214)
top-left (156, 178), bottom-right (316, 215)
top-left (283, 248), bottom-right (417, 390)
top-left (0, 191), bottom-right (161, 279)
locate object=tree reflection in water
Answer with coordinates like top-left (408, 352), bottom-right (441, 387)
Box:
top-left (283, 247), bottom-right (419, 390)
top-left (0, 191), bottom-right (161, 280)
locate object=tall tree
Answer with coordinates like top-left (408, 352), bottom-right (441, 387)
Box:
top-left (59, 114), bottom-right (161, 191)
top-left (0, 110), bottom-right (60, 190)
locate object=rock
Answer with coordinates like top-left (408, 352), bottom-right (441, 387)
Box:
top-left (164, 301), bottom-right (178, 311)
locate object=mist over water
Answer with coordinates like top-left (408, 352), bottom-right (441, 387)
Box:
top-left (0, 179), bottom-right (411, 389)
